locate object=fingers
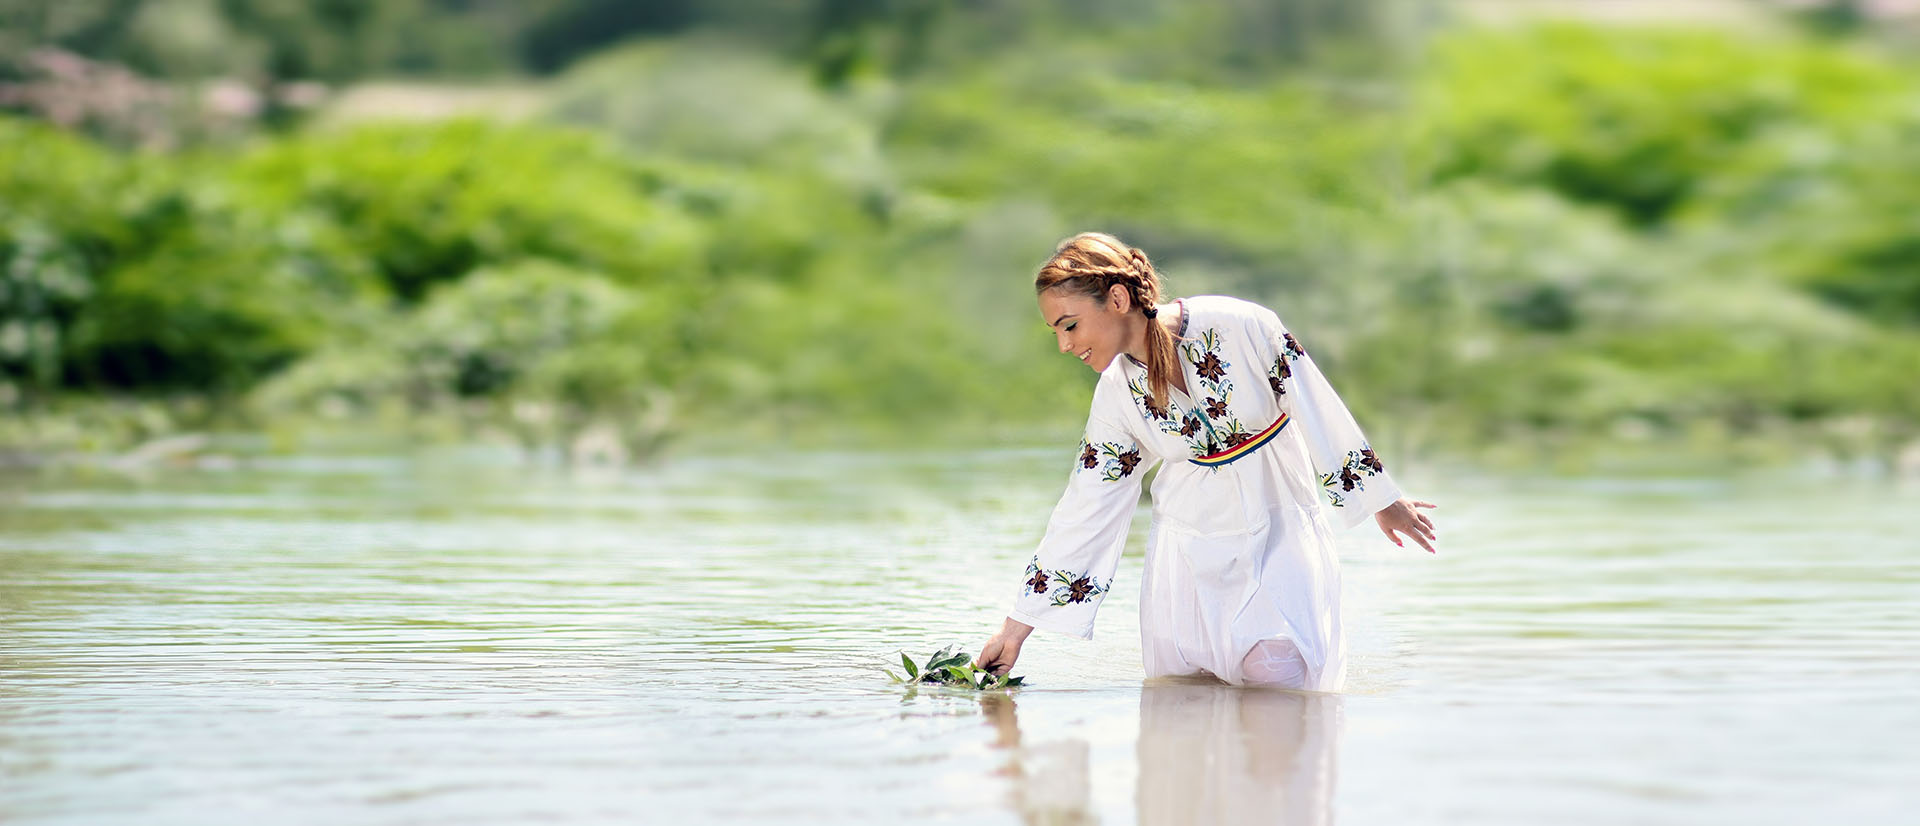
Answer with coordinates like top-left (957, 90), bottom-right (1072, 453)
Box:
top-left (975, 640), bottom-right (1018, 676)
top-left (975, 658), bottom-right (1010, 676)
top-left (1407, 519), bottom-right (1438, 551)
top-left (973, 645), bottom-right (997, 671)
top-left (1381, 521), bottom-right (1410, 549)
top-left (1391, 516), bottom-right (1438, 555)
top-left (1413, 500), bottom-right (1438, 509)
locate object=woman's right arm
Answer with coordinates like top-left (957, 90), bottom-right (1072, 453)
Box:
top-left (977, 380), bottom-right (1157, 673)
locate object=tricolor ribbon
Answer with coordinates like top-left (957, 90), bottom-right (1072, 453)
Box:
top-left (1187, 413), bottom-right (1289, 468)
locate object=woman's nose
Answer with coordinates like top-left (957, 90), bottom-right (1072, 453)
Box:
top-left (1057, 332), bottom-right (1071, 353)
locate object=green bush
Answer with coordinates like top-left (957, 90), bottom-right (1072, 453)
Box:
top-left (226, 120), bottom-right (708, 300)
top-left (0, 119), bottom-right (364, 394)
top-left (1416, 25), bottom-right (1911, 226)
top-left (9, 18), bottom-right (1920, 464)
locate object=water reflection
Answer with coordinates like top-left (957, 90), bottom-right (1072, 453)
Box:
top-left (1138, 681), bottom-right (1340, 826)
top-left (980, 692), bottom-right (1097, 825)
top-left (982, 682), bottom-right (1340, 826)
top-left (8, 458), bottom-right (1913, 824)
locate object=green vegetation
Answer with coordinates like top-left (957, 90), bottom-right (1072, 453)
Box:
top-left (3, 8), bottom-right (1918, 466)
top-left (888, 647), bottom-right (1025, 690)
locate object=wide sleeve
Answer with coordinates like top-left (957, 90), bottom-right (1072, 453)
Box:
top-left (1254, 307), bottom-right (1404, 529)
top-left (1008, 399), bottom-right (1156, 640)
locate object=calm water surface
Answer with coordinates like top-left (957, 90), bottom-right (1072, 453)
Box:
top-left (1, 447), bottom-right (1915, 824)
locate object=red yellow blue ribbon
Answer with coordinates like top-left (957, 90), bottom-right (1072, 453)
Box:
top-left (1188, 413), bottom-right (1289, 468)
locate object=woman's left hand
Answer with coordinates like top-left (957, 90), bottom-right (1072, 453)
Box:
top-left (1375, 498), bottom-right (1439, 553)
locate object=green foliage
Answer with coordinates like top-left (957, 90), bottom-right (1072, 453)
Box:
top-left (1418, 25), bottom-right (1911, 226)
top-left (885, 646), bottom-right (1025, 690)
top-left (1688, 107), bottom-right (1920, 326)
top-left (0, 120), bottom-right (119, 392)
top-left (255, 260), bottom-right (687, 457)
top-left (7, 16), bottom-right (1920, 465)
top-left (0, 118), bottom-right (359, 394)
top-left (226, 120), bottom-right (704, 300)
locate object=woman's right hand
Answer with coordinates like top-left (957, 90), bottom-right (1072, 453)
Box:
top-left (975, 617), bottom-right (1034, 676)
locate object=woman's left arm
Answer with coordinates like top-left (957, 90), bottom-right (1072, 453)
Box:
top-left (1255, 306), bottom-right (1437, 548)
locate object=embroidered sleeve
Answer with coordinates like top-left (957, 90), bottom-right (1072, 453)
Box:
top-left (1009, 400), bottom-right (1154, 640)
top-left (1255, 307), bottom-right (1403, 529)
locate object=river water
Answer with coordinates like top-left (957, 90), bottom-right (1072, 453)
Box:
top-left (1, 447), bottom-right (1915, 824)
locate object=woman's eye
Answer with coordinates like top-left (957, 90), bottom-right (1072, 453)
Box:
top-left (1065, 323), bottom-right (1077, 332)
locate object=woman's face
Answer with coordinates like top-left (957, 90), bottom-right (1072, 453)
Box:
top-left (1039, 285), bottom-right (1130, 372)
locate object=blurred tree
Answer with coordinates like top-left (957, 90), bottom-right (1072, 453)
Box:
top-left (521, 0), bottom-right (697, 72)
top-left (226, 120), bottom-right (705, 301)
top-left (1416, 25), bottom-right (1908, 226)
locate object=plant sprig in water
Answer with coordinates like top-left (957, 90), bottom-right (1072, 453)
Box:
top-left (886, 646), bottom-right (1025, 690)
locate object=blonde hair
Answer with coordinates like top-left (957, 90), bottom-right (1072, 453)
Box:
top-left (1034, 232), bottom-right (1179, 403)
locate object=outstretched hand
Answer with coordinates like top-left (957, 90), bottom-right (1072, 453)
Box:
top-left (975, 617), bottom-right (1034, 677)
top-left (1376, 498), bottom-right (1439, 553)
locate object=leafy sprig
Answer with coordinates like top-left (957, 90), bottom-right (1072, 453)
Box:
top-left (884, 645), bottom-right (1026, 690)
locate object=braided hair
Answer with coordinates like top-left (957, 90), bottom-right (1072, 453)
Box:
top-left (1034, 232), bottom-right (1180, 404)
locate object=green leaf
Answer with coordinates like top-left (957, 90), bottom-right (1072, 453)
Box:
top-left (931, 653), bottom-right (970, 672)
top-left (902, 653), bottom-right (918, 681)
top-left (944, 665), bottom-right (973, 684)
top-left (1006, 676), bottom-right (1025, 687)
top-left (884, 669), bottom-right (901, 683)
top-left (925, 646), bottom-right (959, 673)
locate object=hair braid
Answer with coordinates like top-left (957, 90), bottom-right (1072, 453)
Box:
top-left (1034, 232), bottom-right (1182, 403)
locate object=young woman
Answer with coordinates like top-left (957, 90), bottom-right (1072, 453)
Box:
top-left (974, 232), bottom-right (1438, 691)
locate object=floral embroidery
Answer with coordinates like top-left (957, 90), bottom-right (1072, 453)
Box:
top-left (1077, 438), bottom-right (1143, 482)
top-left (1026, 568), bottom-right (1051, 594)
top-left (1360, 447), bottom-right (1385, 473)
top-left (1024, 556), bottom-right (1113, 606)
top-left (1176, 328), bottom-right (1258, 460)
top-left (1319, 445), bottom-right (1386, 507)
top-left (1195, 351), bottom-right (1226, 382)
top-left (1142, 391), bottom-right (1171, 421)
top-left (1129, 373), bottom-right (1188, 435)
top-left (1284, 332), bottom-right (1306, 358)
top-left (1268, 353), bottom-right (1291, 399)
top-left (1179, 329), bottom-right (1230, 386)
top-left (1128, 374), bottom-right (1175, 426)
top-left (1197, 419), bottom-right (1256, 455)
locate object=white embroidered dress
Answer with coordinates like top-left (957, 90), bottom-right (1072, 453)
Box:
top-left (1008, 295), bottom-right (1402, 691)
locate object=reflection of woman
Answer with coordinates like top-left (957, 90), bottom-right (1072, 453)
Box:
top-left (978, 694), bottom-right (1096, 826)
top-left (978, 684), bottom-right (1339, 825)
top-left (1137, 682), bottom-right (1339, 826)
top-left (975, 233), bottom-right (1437, 690)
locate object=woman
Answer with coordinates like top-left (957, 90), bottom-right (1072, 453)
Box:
top-left (974, 232), bottom-right (1437, 691)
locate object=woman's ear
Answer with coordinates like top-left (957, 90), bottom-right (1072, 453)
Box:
top-left (1107, 282), bottom-right (1131, 313)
